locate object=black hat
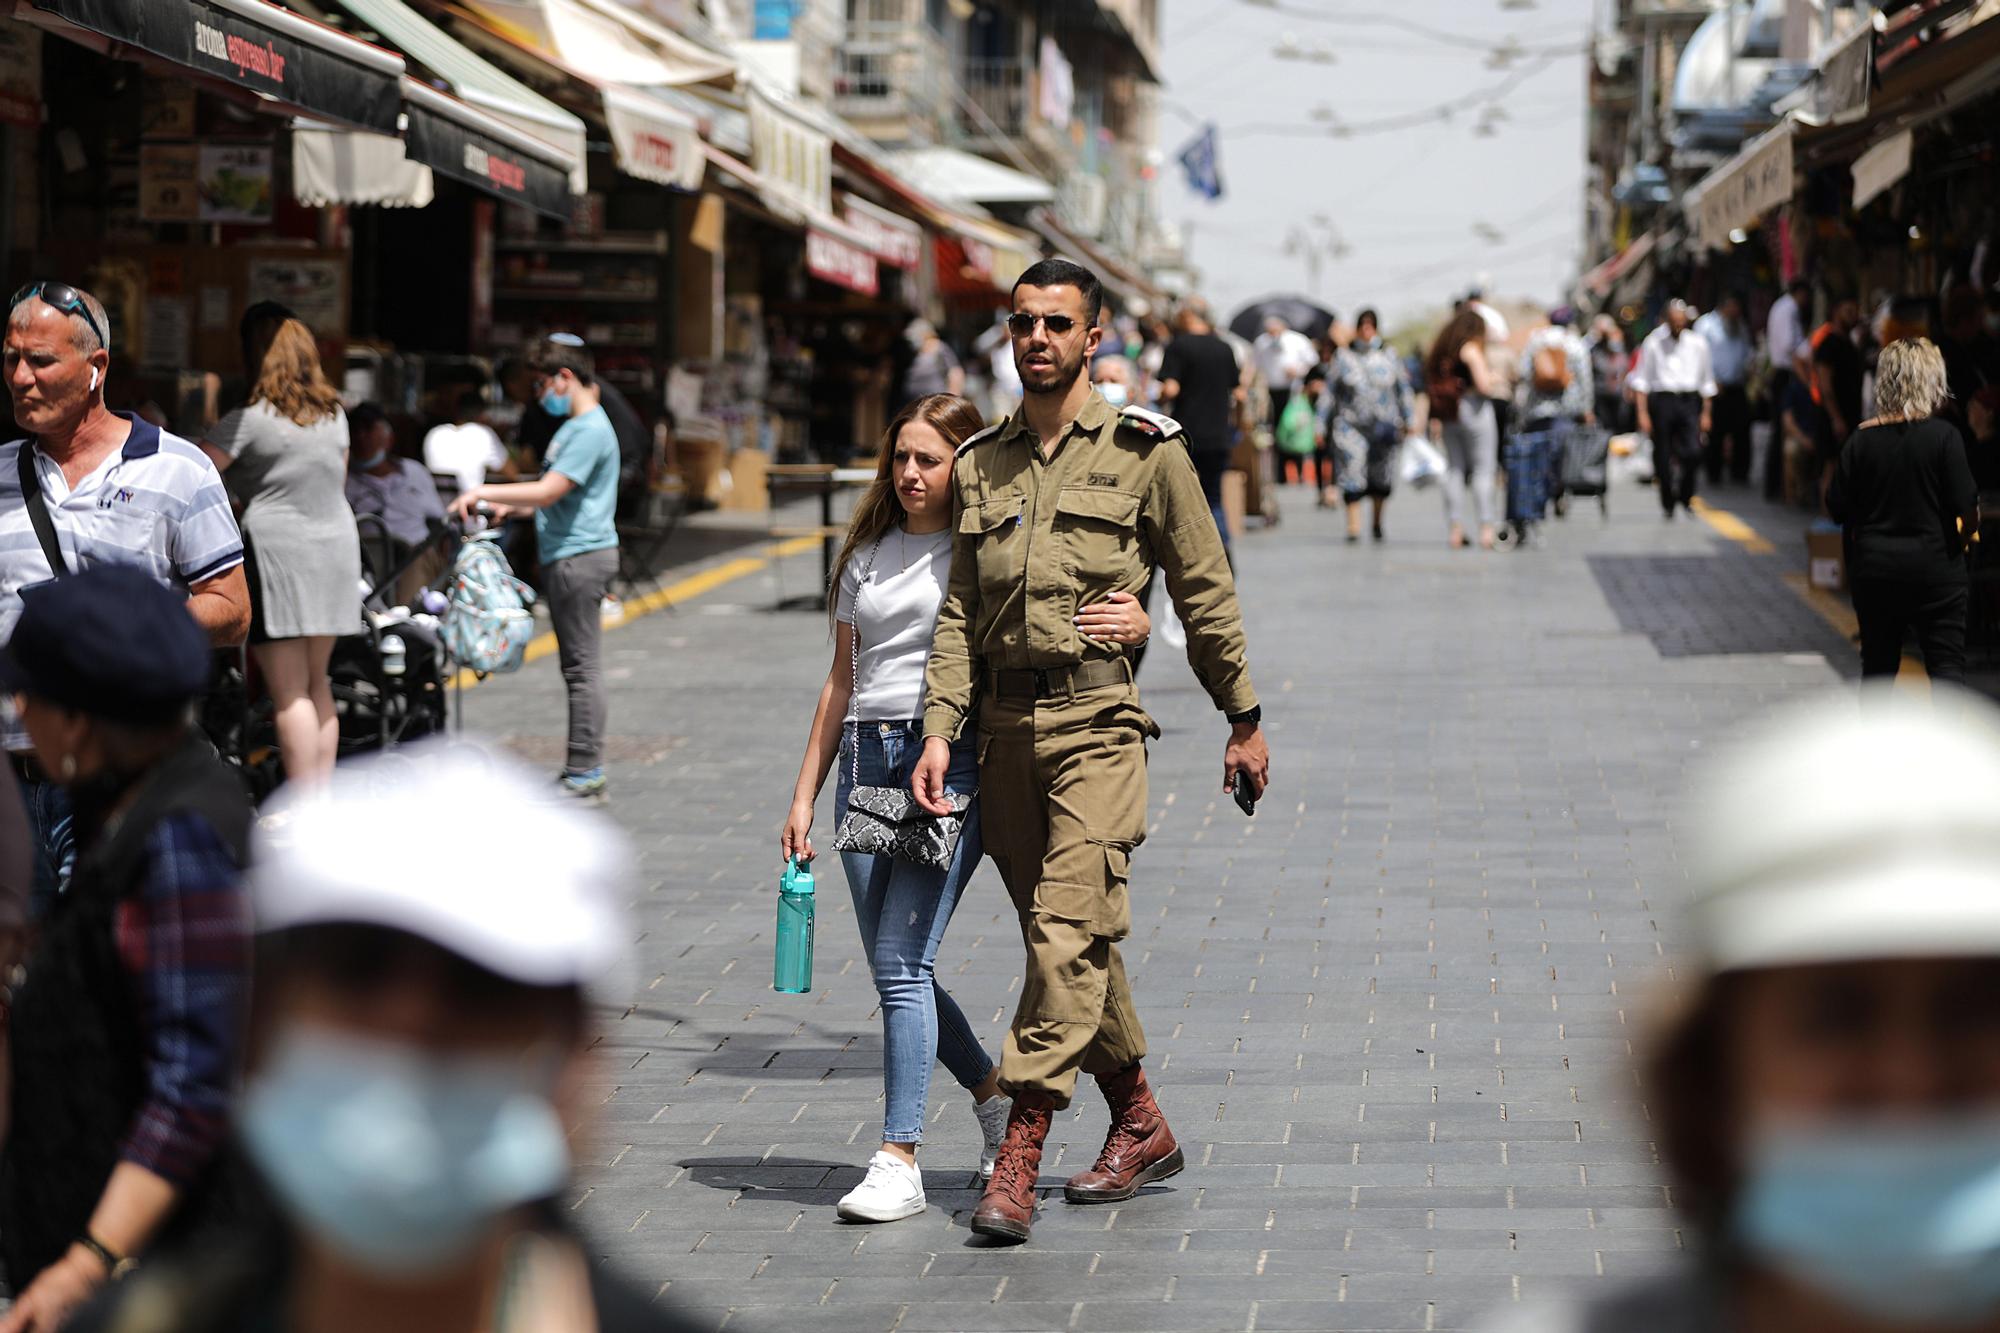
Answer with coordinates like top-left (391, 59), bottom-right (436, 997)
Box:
top-left (0, 564), bottom-right (211, 723)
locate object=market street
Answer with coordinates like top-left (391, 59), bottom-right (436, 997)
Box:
top-left (462, 483), bottom-right (1854, 1333)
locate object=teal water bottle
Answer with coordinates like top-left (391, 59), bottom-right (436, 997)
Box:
top-left (774, 855), bottom-right (815, 994)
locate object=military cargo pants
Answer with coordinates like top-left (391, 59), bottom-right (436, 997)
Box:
top-left (978, 684), bottom-right (1152, 1106)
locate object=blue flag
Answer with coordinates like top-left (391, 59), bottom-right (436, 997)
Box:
top-left (1177, 124), bottom-right (1223, 202)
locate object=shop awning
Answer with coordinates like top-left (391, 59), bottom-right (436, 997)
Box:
top-left (436, 1), bottom-right (715, 192)
top-left (401, 78), bottom-right (572, 217)
top-left (889, 145), bottom-right (1055, 207)
top-left (602, 84), bottom-right (703, 191)
top-left (464, 0), bottom-right (737, 88)
top-left (831, 144), bottom-right (1037, 292)
top-left (335, 0), bottom-right (585, 189)
top-left (292, 122), bottom-right (435, 207)
top-left (1685, 117), bottom-right (1795, 252)
top-left (1581, 229), bottom-right (1658, 298)
top-left (839, 194), bottom-right (923, 271)
top-left (24, 0), bottom-right (404, 132)
top-left (805, 219), bottom-right (879, 297)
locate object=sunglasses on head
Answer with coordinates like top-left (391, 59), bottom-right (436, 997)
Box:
top-left (1007, 312), bottom-right (1079, 337)
top-left (9, 281), bottom-right (108, 351)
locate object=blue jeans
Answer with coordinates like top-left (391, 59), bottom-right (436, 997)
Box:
top-left (22, 777), bottom-right (75, 920)
top-left (835, 721), bottom-right (994, 1144)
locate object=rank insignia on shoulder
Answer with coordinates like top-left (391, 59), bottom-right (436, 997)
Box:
top-left (1118, 404), bottom-right (1184, 440)
top-left (955, 422), bottom-right (1004, 455)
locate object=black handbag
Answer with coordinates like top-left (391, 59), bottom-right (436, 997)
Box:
top-left (830, 535), bottom-right (971, 870)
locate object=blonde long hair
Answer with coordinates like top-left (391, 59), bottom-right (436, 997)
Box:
top-left (1874, 337), bottom-right (1949, 422)
top-left (249, 318), bottom-right (341, 427)
top-left (828, 393), bottom-right (986, 634)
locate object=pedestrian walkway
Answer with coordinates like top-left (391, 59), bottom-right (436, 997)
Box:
top-left (462, 477), bottom-right (1852, 1332)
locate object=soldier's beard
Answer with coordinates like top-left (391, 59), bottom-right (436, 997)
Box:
top-left (1020, 347), bottom-right (1085, 396)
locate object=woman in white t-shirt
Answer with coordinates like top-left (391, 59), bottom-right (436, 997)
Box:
top-left (781, 394), bottom-right (1150, 1225)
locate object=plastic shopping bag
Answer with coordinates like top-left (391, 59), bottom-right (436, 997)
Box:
top-left (1399, 434), bottom-right (1447, 490)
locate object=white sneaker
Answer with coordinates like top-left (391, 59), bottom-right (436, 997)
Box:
top-left (974, 1094), bottom-right (1013, 1180)
top-left (836, 1151), bottom-right (926, 1223)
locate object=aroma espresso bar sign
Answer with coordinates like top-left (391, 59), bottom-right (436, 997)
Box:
top-left (193, 19), bottom-right (285, 83)
top-left (32, 0), bottom-right (402, 134)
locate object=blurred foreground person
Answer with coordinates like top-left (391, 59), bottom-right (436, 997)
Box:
top-left (1481, 685), bottom-right (2000, 1333)
top-left (0, 567), bottom-right (252, 1333)
top-left (77, 745), bottom-right (706, 1333)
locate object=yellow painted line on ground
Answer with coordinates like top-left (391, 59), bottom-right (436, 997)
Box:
top-left (1781, 571), bottom-right (1926, 685)
top-left (449, 535), bottom-right (823, 692)
top-left (1687, 496), bottom-right (1776, 555)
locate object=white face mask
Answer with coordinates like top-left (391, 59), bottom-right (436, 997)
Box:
top-left (1098, 381), bottom-right (1131, 408)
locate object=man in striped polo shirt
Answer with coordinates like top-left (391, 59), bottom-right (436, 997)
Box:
top-left (3, 281), bottom-right (250, 905)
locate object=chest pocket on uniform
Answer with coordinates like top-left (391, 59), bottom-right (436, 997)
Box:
top-left (1054, 488), bottom-right (1140, 584)
top-left (962, 494), bottom-right (1025, 585)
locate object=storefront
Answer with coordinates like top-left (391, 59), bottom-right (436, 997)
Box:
top-left (3, 0), bottom-right (424, 435)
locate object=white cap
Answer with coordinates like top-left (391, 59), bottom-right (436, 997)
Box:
top-left (251, 743), bottom-right (632, 990)
top-left (1684, 685), bottom-right (2000, 972)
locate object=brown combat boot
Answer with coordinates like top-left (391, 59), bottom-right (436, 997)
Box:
top-left (969, 1093), bottom-right (1055, 1242)
top-left (1063, 1063), bottom-right (1184, 1204)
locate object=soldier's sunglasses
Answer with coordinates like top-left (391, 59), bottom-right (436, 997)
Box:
top-left (9, 282), bottom-right (107, 351)
top-left (1007, 312), bottom-right (1079, 337)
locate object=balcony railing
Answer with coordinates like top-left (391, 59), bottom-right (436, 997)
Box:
top-left (834, 24), bottom-right (949, 130)
top-left (958, 56), bottom-right (1028, 139)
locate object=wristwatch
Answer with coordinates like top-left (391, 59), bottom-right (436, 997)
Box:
top-left (78, 1232), bottom-right (136, 1281)
top-left (1226, 706), bottom-right (1261, 726)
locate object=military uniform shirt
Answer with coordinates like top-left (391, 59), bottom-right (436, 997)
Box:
top-left (923, 390), bottom-right (1258, 741)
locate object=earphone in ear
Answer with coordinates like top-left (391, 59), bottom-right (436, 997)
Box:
top-left (88, 367), bottom-right (99, 392)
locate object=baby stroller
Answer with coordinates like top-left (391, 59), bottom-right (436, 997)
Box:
top-left (328, 515), bottom-right (458, 756)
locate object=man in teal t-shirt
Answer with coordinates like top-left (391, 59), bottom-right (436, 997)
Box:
top-left (450, 334), bottom-right (624, 798)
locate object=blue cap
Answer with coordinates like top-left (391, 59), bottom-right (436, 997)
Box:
top-left (0, 564), bottom-right (211, 722)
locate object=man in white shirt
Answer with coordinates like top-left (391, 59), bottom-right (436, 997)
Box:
top-left (1694, 293), bottom-right (1755, 486)
top-left (1252, 316), bottom-right (1318, 427)
top-left (1629, 299), bottom-right (1717, 519)
top-left (3, 280), bottom-right (251, 903)
top-left (1764, 278), bottom-right (1810, 499)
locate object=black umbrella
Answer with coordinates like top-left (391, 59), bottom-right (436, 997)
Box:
top-left (1228, 296), bottom-right (1338, 343)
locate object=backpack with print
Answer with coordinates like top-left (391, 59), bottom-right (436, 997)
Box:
top-left (440, 532), bottom-right (537, 675)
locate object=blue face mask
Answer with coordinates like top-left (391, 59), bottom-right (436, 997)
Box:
top-left (241, 1026), bottom-right (571, 1277)
top-left (539, 388), bottom-right (572, 418)
top-left (1732, 1116), bottom-right (2000, 1325)
top-left (353, 450), bottom-right (388, 471)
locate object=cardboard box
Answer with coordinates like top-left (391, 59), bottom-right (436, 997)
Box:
top-left (719, 447), bottom-right (769, 512)
top-left (1806, 525), bottom-right (1846, 592)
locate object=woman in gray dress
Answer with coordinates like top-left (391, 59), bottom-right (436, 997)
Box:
top-left (200, 317), bottom-right (361, 785)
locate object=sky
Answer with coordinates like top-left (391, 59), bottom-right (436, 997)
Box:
top-left (1155, 0), bottom-right (1594, 331)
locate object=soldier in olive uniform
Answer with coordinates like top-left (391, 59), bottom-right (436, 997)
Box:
top-left (912, 260), bottom-right (1270, 1242)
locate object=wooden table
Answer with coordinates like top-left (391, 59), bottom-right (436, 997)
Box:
top-left (765, 463), bottom-right (876, 608)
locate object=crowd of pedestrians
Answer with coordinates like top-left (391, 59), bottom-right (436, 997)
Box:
top-left (10, 253), bottom-right (2000, 1333)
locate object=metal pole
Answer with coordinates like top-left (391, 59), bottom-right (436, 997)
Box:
top-left (1638, 16), bottom-right (1657, 161)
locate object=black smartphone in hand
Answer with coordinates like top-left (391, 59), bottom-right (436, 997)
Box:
top-left (1231, 770), bottom-right (1258, 817)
